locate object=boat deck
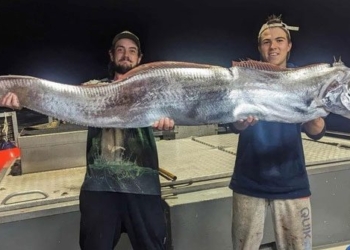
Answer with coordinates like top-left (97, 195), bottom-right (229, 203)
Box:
top-left (0, 133), bottom-right (349, 218)
top-left (0, 132), bottom-right (349, 249)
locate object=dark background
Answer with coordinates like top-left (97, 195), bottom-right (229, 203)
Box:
top-left (1, 0), bottom-right (350, 132)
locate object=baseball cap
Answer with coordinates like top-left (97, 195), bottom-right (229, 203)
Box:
top-left (111, 30), bottom-right (142, 53)
top-left (258, 17), bottom-right (299, 41)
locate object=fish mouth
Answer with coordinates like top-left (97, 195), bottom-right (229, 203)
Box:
top-left (340, 87), bottom-right (350, 111)
top-left (319, 80), bottom-right (341, 98)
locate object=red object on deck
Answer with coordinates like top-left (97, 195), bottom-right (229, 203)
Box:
top-left (0, 147), bottom-right (21, 170)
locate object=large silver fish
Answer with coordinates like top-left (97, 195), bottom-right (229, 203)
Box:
top-left (0, 60), bottom-right (349, 128)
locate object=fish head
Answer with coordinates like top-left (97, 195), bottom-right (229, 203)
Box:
top-left (321, 62), bottom-right (350, 119)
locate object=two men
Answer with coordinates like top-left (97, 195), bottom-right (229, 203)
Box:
top-left (1, 17), bottom-right (328, 250)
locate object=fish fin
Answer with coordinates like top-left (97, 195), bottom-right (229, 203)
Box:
top-left (231, 59), bottom-right (287, 71)
top-left (114, 61), bottom-right (219, 82)
top-left (231, 59), bottom-right (331, 72)
top-left (332, 56), bottom-right (345, 67)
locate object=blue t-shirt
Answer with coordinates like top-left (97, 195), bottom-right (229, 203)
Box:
top-left (229, 121), bottom-right (312, 199)
top-left (229, 62), bottom-right (325, 199)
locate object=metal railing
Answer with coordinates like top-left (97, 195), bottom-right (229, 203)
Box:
top-left (0, 111), bottom-right (19, 146)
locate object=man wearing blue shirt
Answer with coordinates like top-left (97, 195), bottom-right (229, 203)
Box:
top-left (229, 15), bottom-right (326, 250)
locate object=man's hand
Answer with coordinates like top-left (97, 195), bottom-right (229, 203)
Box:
top-left (302, 117), bottom-right (325, 136)
top-left (233, 116), bottom-right (258, 131)
top-left (152, 117), bottom-right (175, 131)
top-left (0, 92), bottom-right (21, 109)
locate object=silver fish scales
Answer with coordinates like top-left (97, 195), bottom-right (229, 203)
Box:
top-left (0, 60), bottom-right (349, 128)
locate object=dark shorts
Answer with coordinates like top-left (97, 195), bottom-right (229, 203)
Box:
top-left (79, 190), bottom-right (167, 250)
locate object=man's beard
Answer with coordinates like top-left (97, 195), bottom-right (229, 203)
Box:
top-left (110, 62), bottom-right (133, 74)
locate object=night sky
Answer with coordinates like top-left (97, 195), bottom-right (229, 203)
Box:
top-left (1, 0), bottom-right (350, 132)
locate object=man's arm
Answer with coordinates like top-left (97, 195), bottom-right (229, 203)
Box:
top-left (302, 117), bottom-right (326, 140)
